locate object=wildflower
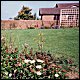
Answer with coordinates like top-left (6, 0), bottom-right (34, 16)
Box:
top-left (21, 56), bottom-right (25, 60)
top-left (68, 59), bottom-right (73, 64)
top-left (10, 57), bottom-right (12, 60)
top-left (8, 56), bottom-right (10, 59)
top-left (20, 53), bottom-right (23, 56)
top-left (24, 43), bottom-right (28, 48)
top-left (52, 70), bottom-right (54, 73)
top-left (30, 67), bottom-right (35, 73)
top-left (57, 65), bottom-right (62, 68)
top-left (58, 71), bottom-right (61, 74)
top-left (5, 49), bottom-right (8, 53)
top-left (61, 69), bottom-right (67, 72)
top-left (14, 69), bottom-right (17, 73)
top-left (48, 76), bottom-right (50, 78)
top-left (9, 73), bottom-right (12, 77)
top-left (48, 63), bottom-right (56, 69)
top-left (14, 48), bottom-right (18, 53)
top-left (36, 65), bottom-right (42, 69)
top-left (5, 72), bottom-right (8, 75)
top-left (14, 58), bottom-right (17, 60)
top-left (21, 70), bottom-right (23, 73)
top-left (15, 62), bottom-right (21, 67)
top-left (37, 59), bottom-right (44, 63)
top-left (56, 70), bottom-right (59, 72)
top-left (36, 71), bottom-right (42, 75)
top-left (64, 73), bottom-right (69, 77)
top-left (39, 33), bottom-right (43, 36)
top-left (29, 65), bottom-right (32, 68)
top-left (1, 36), bottom-right (5, 40)
top-left (55, 73), bottom-right (59, 77)
top-left (5, 60), bottom-right (8, 64)
top-left (9, 45), bottom-right (12, 49)
top-left (24, 59), bottom-right (31, 63)
top-left (30, 60), bottom-right (35, 64)
top-left (18, 62), bottom-right (21, 66)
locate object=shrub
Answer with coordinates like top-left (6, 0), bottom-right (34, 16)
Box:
top-left (44, 26), bottom-right (51, 29)
top-left (40, 26), bottom-right (45, 29)
top-left (28, 27), bottom-right (35, 29)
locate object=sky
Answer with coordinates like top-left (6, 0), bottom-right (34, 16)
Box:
top-left (1, 1), bottom-right (79, 20)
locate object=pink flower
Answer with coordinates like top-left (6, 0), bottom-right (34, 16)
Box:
top-left (61, 69), bottom-right (67, 72)
top-left (14, 58), bottom-right (17, 60)
top-left (14, 48), bottom-right (18, 53)
top-left (18, 62), bottom-right (21, 66)
top-left (65, 73), bottom-right (69, 77)
top-left (6, 49), bottom-right (8, 53)
top-left (57, 65), bottom-right (62, 68)
top-left (15, 62), bottom-right (21, 67)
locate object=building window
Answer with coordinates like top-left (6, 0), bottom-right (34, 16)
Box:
top-left (54, 15), bottom-right (59, 20)
top-left (68, 15), bottom-right (73, 20)
top-left (76, 14), bottom-right (79, 19)
top-left (54, 15), bottom-right (57, 20)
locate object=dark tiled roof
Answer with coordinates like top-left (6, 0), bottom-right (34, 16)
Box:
top-left (39, 3), bottom-right (79, 15)
top-left (56, 3), bottom-right (79, 8)
top-left (39, 8), bottom-right (60, 15)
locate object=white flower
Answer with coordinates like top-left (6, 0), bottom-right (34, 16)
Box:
top-left (9, 45), bottom-right (12, 49)
top-left (30, 60), bottom-right (35, 64)
top-left (29, 65), bottom-right (32, 68)
top-left (21, 70), bottom-right (23, 73)
top-left (24, 43), bottom-right (28, 48)
top-left (36, 71), bottom-right (42, 75)
top-left (14, 69), bottom-right (17, 73)
top-left (36, 65), bottom-right (42, 69)
top-left (48, 76), bottom-right (50, 78)
top-left (10, 57), bottom-right (12, 60)
top-left (58, 71), bottom-right (61, 74)
top-left (9, 73), bottom-right (12, 77)
top-left (5, 72), bottom-right (8, 75)
top-left (1, 36), bottom-right (5, 40)
top-left (24, 59), bottom-right (31, 63)
top-left (55, 74), bottom-right (59, 77)
top-left (37, 59), bottom-right (44, 63)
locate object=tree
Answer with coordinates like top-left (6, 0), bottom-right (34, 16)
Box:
top-left (14, 5), bottom-right (34, 20)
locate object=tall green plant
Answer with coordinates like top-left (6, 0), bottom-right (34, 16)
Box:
top-left (34, 32), bottom-right (45, 52)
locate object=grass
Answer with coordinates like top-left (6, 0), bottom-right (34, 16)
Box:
top-left (1, 28), bottom-right (79, 66)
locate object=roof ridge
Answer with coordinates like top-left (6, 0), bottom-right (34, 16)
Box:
top-left (56, 3), bottom-right (79, 4)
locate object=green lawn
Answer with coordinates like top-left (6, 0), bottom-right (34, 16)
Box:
top-left (1, 28), bottom-right (79, 66)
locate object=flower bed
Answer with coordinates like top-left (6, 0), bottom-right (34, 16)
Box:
top-left (1, 35), bottom-right (79, 79)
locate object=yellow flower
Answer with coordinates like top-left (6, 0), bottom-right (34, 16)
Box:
top-left (39, 32), bottom-right (43, 36)
top-left (38, 33), bottom-right (41, 36)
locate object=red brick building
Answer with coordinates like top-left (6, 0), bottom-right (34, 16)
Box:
top-left (39, 3), bottom-right (79, 27)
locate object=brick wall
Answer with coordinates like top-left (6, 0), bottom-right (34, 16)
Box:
top-left (1, 20), bottom-right (55, 29)
top-left (42, 15), bottom-right (54, 21)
